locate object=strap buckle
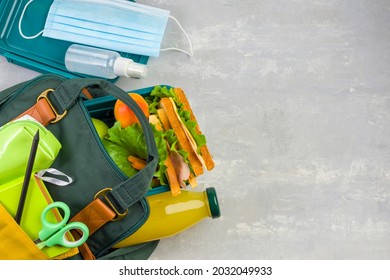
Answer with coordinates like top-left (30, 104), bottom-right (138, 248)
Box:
top-left (37, 89), bottom-right (67, 123)
top-left (94, 188), bottom-right (128, 221)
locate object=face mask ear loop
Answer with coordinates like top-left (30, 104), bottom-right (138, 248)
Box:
top-left (18, 0), bottom-right (44, 39)
top-left (160, 15), bottom-right (194, 57)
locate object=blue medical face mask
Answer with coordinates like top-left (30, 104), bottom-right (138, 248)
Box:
top-left (19, 0), bottom-right (193, 57)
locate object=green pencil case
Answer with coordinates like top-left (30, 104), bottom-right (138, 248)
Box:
top-left (0, 118), bottom-right (61, 185)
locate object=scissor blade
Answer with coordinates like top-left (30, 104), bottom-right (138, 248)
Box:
top-left (33, 239), bottom-right (46, 250)
top-left (33, 238), bottom-right (41, 244)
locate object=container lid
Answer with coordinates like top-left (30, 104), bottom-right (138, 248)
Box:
top-left (206, 187), bottom-right (221, 219)
top-left (0, 0), bottom-right (148, 80)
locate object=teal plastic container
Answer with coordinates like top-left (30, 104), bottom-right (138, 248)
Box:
top-left (0, 0), bottom-right (148, 80)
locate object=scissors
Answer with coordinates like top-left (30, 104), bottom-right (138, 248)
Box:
top-left (34, 201), bottom-right (89, 249)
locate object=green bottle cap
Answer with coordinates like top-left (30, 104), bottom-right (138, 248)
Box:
top-left (206, 187), bottom-right (221, 219)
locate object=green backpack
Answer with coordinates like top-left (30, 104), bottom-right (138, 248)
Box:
top-left (0, 74), bottom-right (159, 260)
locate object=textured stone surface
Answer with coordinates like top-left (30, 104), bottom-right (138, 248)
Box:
top-left (1, 0), bottom-right (390, 260)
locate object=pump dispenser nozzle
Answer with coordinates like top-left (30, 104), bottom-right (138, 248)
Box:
top-left (113, 57), bottom-right (147, 79)
top-left (65, 44), bottom-right (148, 79)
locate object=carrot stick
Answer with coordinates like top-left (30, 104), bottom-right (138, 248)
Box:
top-left (128, 156), bottom-right (147, 170)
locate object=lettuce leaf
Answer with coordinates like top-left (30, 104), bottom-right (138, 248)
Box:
top-left (102, 121), bottom-right (169, 186)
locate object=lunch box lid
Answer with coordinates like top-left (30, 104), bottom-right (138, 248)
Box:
top-left (0, 0), bottom-right (148, 81)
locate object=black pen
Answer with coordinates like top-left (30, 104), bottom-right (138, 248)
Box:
top-left (15, 130), bottom-right (40, 225)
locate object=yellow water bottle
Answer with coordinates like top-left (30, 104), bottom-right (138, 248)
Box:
top-left (113, 187), bottom-right (221, 248)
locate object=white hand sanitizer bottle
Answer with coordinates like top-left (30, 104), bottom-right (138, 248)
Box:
top-left (64, 44), bottom-right (147, 79)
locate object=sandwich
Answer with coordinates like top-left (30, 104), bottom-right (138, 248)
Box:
top-left (146, 86), bottom-right (215, 195)
top-left (102, 86), bottom-right (214, 196)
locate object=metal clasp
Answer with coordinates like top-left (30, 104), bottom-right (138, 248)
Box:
top-left (37, 89), bottom-right (67, 123)
top-left (95, 188), bottom-right (128, 221)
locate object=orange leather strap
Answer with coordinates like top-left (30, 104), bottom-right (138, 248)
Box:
top-left (71, 198), bottom-right (116, 234)
top-left (14, 87), bottom-right (93, 126)
top-left (71, 229), bottom-right (96, 260)
top-left (70, 198), bottom-right (116, 260)
top-left (14, 98), bottom-right (56, 126)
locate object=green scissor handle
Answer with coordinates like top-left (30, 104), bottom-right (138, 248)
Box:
top-left (38, 201), bottom-right (89, 248)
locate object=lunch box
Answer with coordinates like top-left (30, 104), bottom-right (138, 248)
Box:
top-left (0, 0), bottom-right (148, 81)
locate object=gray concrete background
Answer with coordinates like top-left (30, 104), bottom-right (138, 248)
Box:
top-left (1, 0), bottom-right (390, 259)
